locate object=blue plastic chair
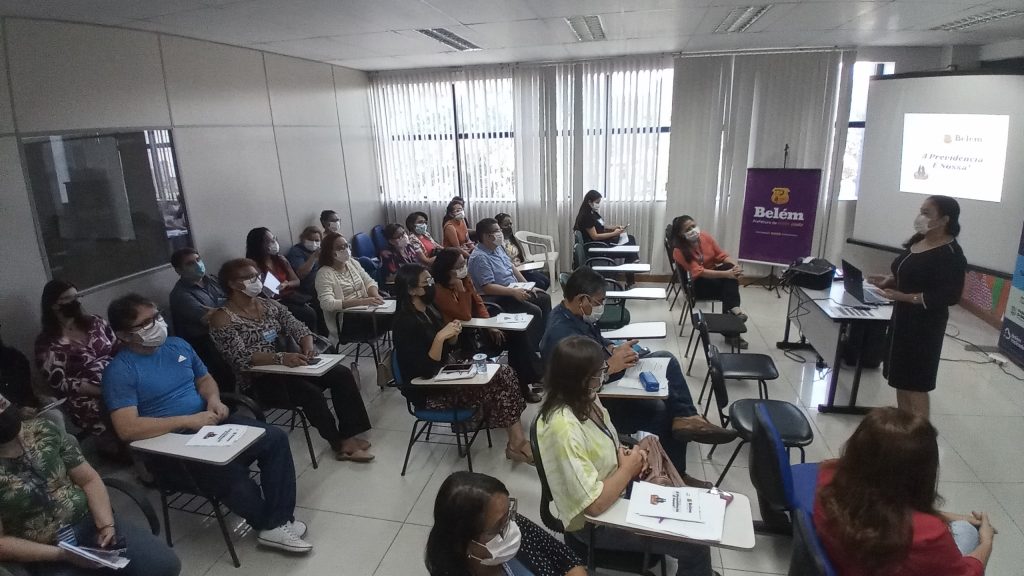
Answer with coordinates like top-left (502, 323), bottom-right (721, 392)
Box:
top-left (351, 232), bottom-right (379, 260)
top-left (748, 402), bottom-right (819, 533)
top-left (789, 509), bottom-right (837, 576)
top-left (371, 224), bottom-right (388, 255)
top-left (391, 351), bottom-right (491, 476)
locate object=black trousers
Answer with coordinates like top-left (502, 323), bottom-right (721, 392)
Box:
top-left (693, 275), bottom-right (741, 311)
top-left (251, 365), bottom-right (370, 443)
top-left (495, 290), bottom-right (551, 350)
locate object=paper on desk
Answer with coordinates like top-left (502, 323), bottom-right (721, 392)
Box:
top-left (626, 489), bottom-right (726, 542)
top-left (630, 482), bottom-right (702, 522)
top-left (497, 313), bottom-right (529, 323)
top-left (186, 425), bottom-right (245, 447)
top-left (58, 542), bottom-right (130, 570)
top-left (616, 232), bottom-right (629, 245)
top-left (615, 357), bottom-right (670, 390)
top-left (508, 282), bottom-right (535, 290)
top-left (262, 273), bottom-right (281, 296)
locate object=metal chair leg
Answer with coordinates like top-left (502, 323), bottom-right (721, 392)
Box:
top-left (299, 410), bottom-right (317, 469)
top-left (212, 500), bottom-right (241, 568)
top-left (401, 420), bottom-right (421, 476)
top-left (715, 440), bottom-right (747, 487)
top-left (160, 492), bottom-right (173, 547)
top-left (799, 446), bottom-right (806, 463)
top-left (698, 372), bottom-right (711, 405)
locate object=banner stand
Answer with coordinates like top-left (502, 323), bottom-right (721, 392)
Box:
top-left (739, 146), bottom-right (794, 298)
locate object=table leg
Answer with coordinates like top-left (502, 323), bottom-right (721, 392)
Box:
top-left (817, 321), bottom-right (871, 415)
top-left (777, 287), bottom-right (813, 351)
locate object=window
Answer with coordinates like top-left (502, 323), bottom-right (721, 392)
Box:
top-left (839, 61), bottom-right (895, 200)
top-left (22, 129), bottom-right (193, 289)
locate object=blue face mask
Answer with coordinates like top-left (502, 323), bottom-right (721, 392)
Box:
top-left (183, 259), bottom-right (205, 280)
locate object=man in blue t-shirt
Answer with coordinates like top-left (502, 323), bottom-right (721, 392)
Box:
top-left (102, 293), bottom-right (312, 555)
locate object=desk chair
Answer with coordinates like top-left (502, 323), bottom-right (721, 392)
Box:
top-left (529, 416), bottom-right (666, 576)
top-left (515, 230), bottom-right (559, 281)
top-left (370, 224), bottom-right (388, 255)
top-left (676, 267), bottom-right (721, 328)
top-left (749, 402), bottom-right (820, 534)
top-left (352, 232), bottom-right (380, 262)
top-left (704, 355), bottom-right (813, 488)
top-left (695, 310), bottom-right (778, 404)
top-left (663, 225), bottom-right (682, 311)
top-left (102, 477), bottom-right (161, 536)
top-left (597, 278), bottom-right (631, 331)
top-left (789, 510), bottom-right (837, 576)
top-left (684, 309), bottom-right (746, 372)
top-left (391, 351), bottom-right (491, 476)
top-left (333, 309), bottom-right (390, 372)
top-left (572, 231), bottom-right (616, 271)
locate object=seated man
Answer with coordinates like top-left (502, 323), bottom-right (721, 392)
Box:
top-left (539, 267), bottom-right (737, 485)
top-left (320, 209), bottom-right (343, 234)
top-left (169, 247), bottom-right (236, 392)
top-left (468, 218), bottom-right (551, 349)
top-left (102, 294), bottom-right (313, 554)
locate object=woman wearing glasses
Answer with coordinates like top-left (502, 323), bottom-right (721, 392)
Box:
top-left (535, 336), bottom-right (714, 576)
top-left (426, 471), bottom-right (585, 576)
top-left (315, 232), bottom-right (388, 348)
top-left (391, 264), bottom-right (533, 464)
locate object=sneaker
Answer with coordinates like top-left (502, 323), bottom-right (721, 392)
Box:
top-left (257, 524), bottom-right (313, 553)
top-left (671, 415), bottom-right (739, 445)
top-left (287, 520), bottom-right (307, 538)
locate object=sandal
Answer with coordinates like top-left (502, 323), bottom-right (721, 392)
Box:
top-left (505, 443), bottom-right (535, 466)
top-left (353, 438), bottom-right (371, 450)
top-left (335, 448), bottom-right (375, 463)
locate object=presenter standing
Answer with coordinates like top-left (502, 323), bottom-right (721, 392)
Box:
top-left (869, 196), bottom-right (966, 419)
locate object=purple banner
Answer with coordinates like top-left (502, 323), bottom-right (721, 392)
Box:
top-left (738, 168), bottom-right (822, 266)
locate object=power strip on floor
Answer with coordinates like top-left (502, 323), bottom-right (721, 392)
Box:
top-left (986, 352), bottom-right (1009, 367)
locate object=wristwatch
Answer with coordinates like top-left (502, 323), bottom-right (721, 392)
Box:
top-left (274, 352), bottom-right (284, 365)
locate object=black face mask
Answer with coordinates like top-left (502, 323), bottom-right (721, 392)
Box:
top-left (422, 285), bottom-right (436, 304)
top-left (500, 225), bottom-right (513, 235)
top-left (58, 300), bottom-right (83, 318)
top-left (0, 410), bottom-right (22, 444)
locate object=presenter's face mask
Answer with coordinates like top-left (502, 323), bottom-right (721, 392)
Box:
top-left (913, 213), bottom-right (940, 235)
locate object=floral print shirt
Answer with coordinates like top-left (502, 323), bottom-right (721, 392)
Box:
top-left (0, 418), bottom-right (89, 544)
top-left (34, 316), bottom-right (117, 435)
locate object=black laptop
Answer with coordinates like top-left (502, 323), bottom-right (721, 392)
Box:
top-left (841, 260), bottom-right (890, 306)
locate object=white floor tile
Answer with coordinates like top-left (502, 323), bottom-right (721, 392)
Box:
top-left (373, 523), bottom-right (432, 576)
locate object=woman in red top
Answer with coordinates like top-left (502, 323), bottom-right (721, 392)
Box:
top-left (245, 227), bottom-right (318, 332)
top-left (442, 200), bottom-right (474, 256)
top-left (431, 248), bottom-right (543, 402)
top-left (814, 407), bottom-right (994, 576)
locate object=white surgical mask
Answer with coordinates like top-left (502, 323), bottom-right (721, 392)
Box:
top-left (455, 266), bottom-right (469, 279)
top-left (582, 298), bottom-right (605, 324)
top-left (491, 231), bottom-right (504, 245)
top-left (327, 221), bottom-right (341, 233)
top-left (472, 521), bottom-right (522, 567)
top-left (335, 249), bottom-right (351, 263)
top-left (396, 235), bottom-right (410, 248)
top-left (454, 211), bottom-right (466, 221)
top-left (414, 223), bottom-right (428, 235)
top-left (685, 227), bottom-right (701, 242)
top-left (303, 240), bottom-right (320, 251)
top-left (135, 318), bottom-right (168, 348)
top-left (242, 278), bottom-right (263, 297)
top-left (267, 240), bottom-right (280, 255)
top-left (913, 214), bottom-right (933, 235)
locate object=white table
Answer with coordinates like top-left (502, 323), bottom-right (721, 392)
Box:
top-left (130, 426), bottom-right (265, 465)
top-left (245, 353), bottom-right (344, 377)
top-left (342, 299), bottom-right (397, 314)
top-left (602, 322), bottom-right (667, 340)
top-left (593, 263), bottom-right (651, 273)
top-left (517, 261), bottom-right (545, 272)
top-left (585, 493), bottom-right (756, 552)
top-left (588, 245), bottom-right (641, 254)
top-left (412, 363), bottom-right (500, 386)
top-left (778, 282), bottom-right (892, 415)
top-left (462, 314), bottom-right (534, 332)
top-left (607, 288), bottom-right (667, 300)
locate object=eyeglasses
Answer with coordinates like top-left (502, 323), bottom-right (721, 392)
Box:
top-left (589, 362), bottom-right (610, 389)
top-left (479, 497), bottom-right (518, 541)
top-left (131, 311), bottom-right (163, 332)
top-left (419, 277), bottom-right (435, 288)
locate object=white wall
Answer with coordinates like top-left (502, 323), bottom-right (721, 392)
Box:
top-left (0, 18), bottom-right (382, 353)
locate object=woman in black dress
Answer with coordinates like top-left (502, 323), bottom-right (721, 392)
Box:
top-left (869, 195), bottom-right (966, 418)
top-left (573, 190), bottom-right (639, 286)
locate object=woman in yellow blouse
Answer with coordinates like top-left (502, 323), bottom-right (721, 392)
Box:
top-left (536, 336), bottom-right (714, 576)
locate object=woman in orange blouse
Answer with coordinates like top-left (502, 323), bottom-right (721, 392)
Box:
top-left (442, 200), bottom-right (474, 255)
top-left (431, 248), bottom-right (542, 402)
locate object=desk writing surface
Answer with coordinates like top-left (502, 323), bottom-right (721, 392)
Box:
top-left (130, 426), bottom-right (265, 465)
top-left (343, 300), bottom-right (397, 314)
top-left (589, 245), bottom-right (641, 254)
top-left (585, 493), bottom-right (755, 551)
top-left (517, 261), bottom-right (545, 272)
top-left (601, 322), bottom-right (667, 340)
top-left (592, 263), bottom-right (651, 273)
top-left (599, 357), bottom-right (670, 399)
top-left (411, 364), bottom-right (499, 386)
top-left (607, 288), bottom-right (667, 300)
top-left (461, 314), bottom-right (533, 331)
top-left (245, 353), bottom-right (344, 376)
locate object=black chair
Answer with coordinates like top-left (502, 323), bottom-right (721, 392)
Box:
top-left (572, 232), bottom-right (617, 272)
top-left (694, 310), bottom-right (778, 403)
top-left (102, 477), bottom-right (161, 536)
top-left (333, 305), bottom-right (392, 371)
top-left (529, 416), bottom-right (666, 576)
top-left (676, 266), bottom-right (722, 327)
top-left (663, 225), bottom-right (682, 311)
top-left (789, 510), bottom-right (837, 576)
top-left (392, 351), bottom-right (491, 476)
top-left (704, 350), bottom-right (813, 487)
top-left (749, 402), bottom-right (820, 534)
top-left (684, 308), bottom-right (746, 371)
top-left (596, 278), bottom-right (631, 331)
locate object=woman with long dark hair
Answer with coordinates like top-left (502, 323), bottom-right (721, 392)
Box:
top-left (245, 226), bottom-right (318, 332)
top-left (815, 407), bottom-right (994, 575)
top-left (390, 263), bottom-right (533, 464)
top-left (868, 195), bottom-right (967, 418)
top-left (535, 336), bottom-right (713, 576)
top-left (573, 190), bottom-right (639, 286)
top-left (425, 471), bottom-right (584, 576)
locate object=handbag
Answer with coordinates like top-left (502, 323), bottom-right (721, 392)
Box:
top-left (637, 435), bottom-right (685, 487)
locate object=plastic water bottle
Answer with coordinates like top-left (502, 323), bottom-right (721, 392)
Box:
top-left (472, 353), bottom-right (487, 374)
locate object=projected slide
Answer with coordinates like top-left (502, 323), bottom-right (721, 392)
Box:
top-left (899, 113), bottom-right (1009, 202)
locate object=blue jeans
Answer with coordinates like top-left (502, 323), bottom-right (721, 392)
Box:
top-left (148, 415), bottom-right (297, 531)
top-left (646, 351), bottom-right (699, 418)
top-left (20, 517), bottom-right (180, 576)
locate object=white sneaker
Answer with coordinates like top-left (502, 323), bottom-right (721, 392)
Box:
top-left (287, 520), bottom-right (307, 538)
top-left (257, 524), bottom-right (313, 553)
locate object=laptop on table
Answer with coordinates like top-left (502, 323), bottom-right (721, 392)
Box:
top-left (841, 260), bottom-right (890, 306)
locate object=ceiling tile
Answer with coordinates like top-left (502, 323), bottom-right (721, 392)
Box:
top-left (758, 2), bottom-right (882, 32)
top-left (331, 30), bottom-right (454, 58)
top-left (523, 0), bottom-right (684, 19)
top-left (462, 18), bottom-right (577, 49)
top-left (421, 0), bottom-right (539, 25)
top-left (841, 2), bottom-right (977, 31)
top-left (136, 4), bottom-right (311, 43)
top-left (599, 8), bottom-right (708, 39)
top-left (252, 36), bottom-right (380, 61)
top-left (329, 56), bottom-right (413, 70)
top-left (683, 30), bottom-right (833, 52)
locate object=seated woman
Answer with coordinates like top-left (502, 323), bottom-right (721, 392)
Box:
top-left (426, 470), bottom-right (585, 576)
top-left (495, 213), bottom-right (550, 291)
top-left (0, 395), bottom-right (181, 576)
top-left (210, 258), bottom-right (374, 463)
top-left (573, 190), bottom-right (639, 286)
top-left (391, 263), bottom-right (533, 464)
top-left (245, 227), bottom-right (318, 333)
top-left (406, 212), bottom-right (440, 266)
top-left (815, 407), bottom-right (994, 576)
top-left (380, 223), bottom-right (419, 284)
top-left (315, 232), bottom-right (389, 348)
top-left (442, 201), bottom-right (474, 256)
top-left (34, 280), bottom-right (121, 455)
top-left (536, 336), bottom-right (713, 576)
top-left (671, 215), bottom-right (747, 349)
top-left (431, 248), bottom-right (542, 402)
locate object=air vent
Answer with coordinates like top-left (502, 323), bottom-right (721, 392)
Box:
top-left (930, 8), bottom-right (1024, 31)
top-left (417, 28), bottom-right (481, 51)
top-left (566, 15), bottom-right (606, 42)
top-left (714, 5), bottom-right (773, 34)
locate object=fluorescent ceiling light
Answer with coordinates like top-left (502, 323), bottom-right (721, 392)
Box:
top-left (566, 15), bottom-right (606, 42)
top-left (714, 5), bottom-right (773, 34)
top-left (930, 8), bottom-right (1024, 31)
top-left (417, 28), bottom-right (481, 51)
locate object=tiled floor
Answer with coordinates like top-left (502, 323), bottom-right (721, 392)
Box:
top-left (102, 282), bottom-right (1024, 576)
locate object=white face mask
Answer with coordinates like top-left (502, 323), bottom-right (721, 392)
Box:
top-left (414, 223), bottom-right (428, 235)
top-left (135, 318), bottom-right (168, 348)
top-left (335, 248), bottom-right (351, 264)
top-left (455, 266), bottom-right (469, 279)
top-left (267, 240), bottom-right (280, 255)
top-left (472, 521), bottom-right (522, 566)
top-left (303, 240), bottom-right (320, 251)
top-left (327, 221), bottom-right (341, 233)
top-left (685, 226), bottom-right (701, 242)
top-left (242, 278), bottom-right (263, 297)
top-left (491, 231), bottom-right (504, 246)
top-left (582, 297), bottom-right (605, 324)
top-left (396, 235), bottom-right (410, 248)
top-left (454, 211), bottom-right (466, 221)
top-left (913, 214), bottom-right (934, 235)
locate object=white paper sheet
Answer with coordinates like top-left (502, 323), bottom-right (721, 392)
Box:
top-left (626, 489), bottom-right (727, 542)
top-left (186, 425), bottom-right (245, 447)
top-left (615, 357), bottom-right (671, 390)
top-left (508, 282), bottom-right (536, 290)
top-left (629, 482), bottom-right (702, 522)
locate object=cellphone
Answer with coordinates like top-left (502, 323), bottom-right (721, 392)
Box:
top-left (632, 344), bottom-right (651, 357)
top-left (305, 357), bottom-right (322, 365)
top-left (441, 364), bottom-right (473, 373)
